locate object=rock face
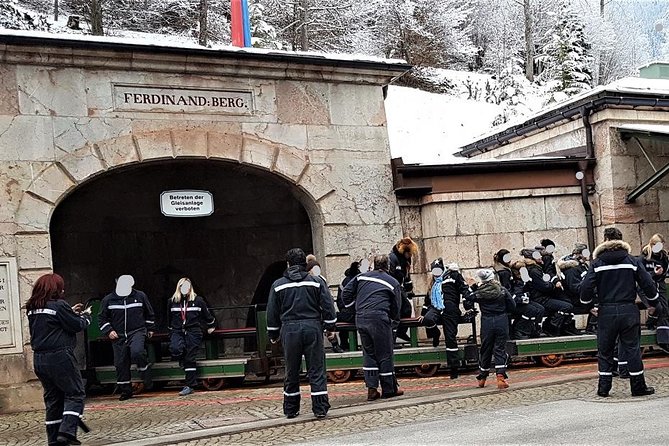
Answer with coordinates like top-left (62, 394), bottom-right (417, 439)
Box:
top-left (0, 37), bottom-right (408, 411)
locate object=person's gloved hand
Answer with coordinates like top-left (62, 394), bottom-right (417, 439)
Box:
top-left (207, 327), bottom-right (215, 334)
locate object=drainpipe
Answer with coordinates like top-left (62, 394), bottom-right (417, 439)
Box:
top-left (579, 106), bottom-right (596, 255)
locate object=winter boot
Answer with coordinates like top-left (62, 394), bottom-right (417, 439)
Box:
top-left (561, 317), bottom-right (580, 336)
top-left (511, 318), bottom-right (532, 340)
top-left (630, 374), bottom-right (655, 396)
top-left (585, 314), bottom-right (598, 334)
top-left (367, 388), bottom-right (381, 401)
top-left (476, 373), bottom-right (487, 388)
top-left (496, 374), bottom-right (509, 389)
top-left (597, 376), bottom-right (613, 397)
top-left (449, 364), bottom-right (459, 380)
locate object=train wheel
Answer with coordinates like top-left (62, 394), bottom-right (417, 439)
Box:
top-left (131, 382), bottom-right (145, 394)
top-left (538, 354), bottom-right (565, 367)
top-left (327, 370), bottom-right (352, 383)
top-left (201, 378), bottom-right (225, 391)
top-left (414, 364), bottom-right (439, 378)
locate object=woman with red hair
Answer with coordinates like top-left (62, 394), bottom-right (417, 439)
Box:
top-left (27, 273), bottom-right (91, 445)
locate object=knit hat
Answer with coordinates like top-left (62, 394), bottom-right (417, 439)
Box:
top-left (344, 261), bottom-right (361, 277)
top-left (572, 243), bottom-right (588, 255)
top-left (430, 258), bottom-right (445, 276)
top-left (520, 248), bottom-right (536, 260)
top-left (476, 269), bottom-right (495, 283)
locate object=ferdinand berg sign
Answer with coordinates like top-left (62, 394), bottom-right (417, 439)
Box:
top-left (113, 84), bottom-right (253, 115)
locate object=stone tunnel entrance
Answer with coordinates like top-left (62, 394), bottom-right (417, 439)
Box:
top-left (49, 159), bottom-right (314, 333)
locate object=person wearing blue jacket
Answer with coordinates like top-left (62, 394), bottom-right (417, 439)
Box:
top-left (27, 273), bottom-right (91, 446)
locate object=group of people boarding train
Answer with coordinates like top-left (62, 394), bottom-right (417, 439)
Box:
top-left (24, 228), bottom-right (668, 443)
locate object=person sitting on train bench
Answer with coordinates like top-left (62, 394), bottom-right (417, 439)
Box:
top-left (421, 258), bottom-right (447, 348)
top-left (638, 234), bottom-right (669, 353)
top-left (307, 254), bottom-right (344, 354)
top-left (580, 227), bottom-right (658, 397)
top-left (428, 260), bottom-right (470, 379)
top-left (341, 254), bottom-right (404, 401)
top-left (267, 248), bottom-right (337, 419)
top-left (493, 249), bottom-right (514, 292)
top-left (168, 277), bottom-right (216, 396)
top-left (335, 260), bottom-right (361, 351)
top-left (509, 260), bottom-right (545, 339)
top-left (388, 237), bottom-right (418, 344)
top-left (518, 249), bottom-right (576, 336)
top-left (98, 274), bottom-right (155, 401)
top-left (27, 273), bottom-right (92, 446)
top-left (464, 269), bottom-right (515, 389)
top-left (538, 239), bottom-right (558, 277)
top-left (556, 243), bottom-right (596, 334)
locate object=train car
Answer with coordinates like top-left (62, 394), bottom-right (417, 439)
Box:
top-left (82, 298), bottom-right (665, 392)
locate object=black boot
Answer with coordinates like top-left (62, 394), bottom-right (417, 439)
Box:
top-left (630, 374), bottom-right (655, 396)
top-left (512, 318), bottom-right (532, 340)
top-left (449, 363), bottom-right (459, 379)
top-left (426, 327), bottom-right (441, 347)
top-left (597, 376), bottom-right (612, 397)
top-left (585, 314), bottom-right (598, 334)
top-left (561, 317), bottom-right (581, 336)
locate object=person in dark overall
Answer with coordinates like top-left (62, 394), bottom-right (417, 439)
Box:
top-left (307, 255), bottom-right (344, 353)
top-left (427, 261), bottom-right (470, 379)
top-left (27, 273), bottom-right (91, 446)
top-left (638, 234), bottom-right (669, 353)
top-left (388, 237), bottom-right (418, 344)
top-left (509, 259), bottom-right (545, 339)
top-left (464, 269), bottom-right (515, 389)
top-left (538, 239), bottom-right (558, 277)
top-left (168, 277), bottom-right (216, 396)
top-left (580, 227), bottom-right (658, 397)
top-left (556, 243), bottom-right (597, 334)
top-left (267, 248), bottom-right (337, 419)
top-left (341, 254), bottom-right (404, 401)
top-left (335, 260), bottom-right (361, 351)
top-left (518, 249), bottom-right (575, 336)
top-left (98, 274), bottom-right (155, 400)
top-left (421, 258), bottom-right (447, 348)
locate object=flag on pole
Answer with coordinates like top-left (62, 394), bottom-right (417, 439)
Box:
top-left (231, 0), bottom-right (252, 48)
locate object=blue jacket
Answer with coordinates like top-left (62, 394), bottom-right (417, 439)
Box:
top-left (341, 270), bottom-right (402, 322)
top-left (99, 289), bottom-right (155, 338)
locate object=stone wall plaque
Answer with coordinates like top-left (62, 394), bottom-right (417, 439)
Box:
top-left (0, 258), bottom-right (22, 355)
top-left (113, 84), bottom-right (254, 115)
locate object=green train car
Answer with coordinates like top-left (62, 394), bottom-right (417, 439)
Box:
top-left (81, 300), bottom-right (664, 392)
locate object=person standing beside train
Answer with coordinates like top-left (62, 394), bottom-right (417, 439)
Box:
top-left (341, 254), bottom-right (404, 401)
top-left (27, 273), bottom-right (92, 446)
top-left (580, 227), bottom-right (658, 397)
top-left (464, 269), bottom-right (515, 389)
top-left (388, 237), bottom-right (418, 344)
top-left (168, 278), bottom-right (216, 396)
top-left (307, 254), bottom-right (344, 353)
top-left (267, 248), bottom-right (337, 419)
top-left (638, 234), bottom-right (669, 353)
top-left (98, 275), bottom-right (155, 401)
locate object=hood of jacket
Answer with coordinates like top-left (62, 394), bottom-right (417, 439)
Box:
top-left (511, 258), bottom-right (538, 270)
top-left (476, 281), bottom-right (502, 300)
top-left (285, 265), bottom-right (309, 281)
top-left (593, 240), bottom-right (631, 262)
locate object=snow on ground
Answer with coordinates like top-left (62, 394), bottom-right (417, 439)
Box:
top-left (385, 85), bottom-right (503, 164)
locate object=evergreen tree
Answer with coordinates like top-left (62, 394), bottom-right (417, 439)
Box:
top-left (538, 1), bottom-right (592, 96)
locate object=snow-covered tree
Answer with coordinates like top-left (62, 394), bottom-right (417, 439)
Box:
top-left (537, 1), bottom-right (592, 96)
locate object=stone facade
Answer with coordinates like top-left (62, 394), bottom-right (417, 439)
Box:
top-left (0, 37), bottom-right (408, 411)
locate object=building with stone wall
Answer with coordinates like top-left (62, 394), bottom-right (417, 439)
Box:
top-left (394, 79), bottom-right (669, 289)
top-left (0, 33), bottom-right (409, 411)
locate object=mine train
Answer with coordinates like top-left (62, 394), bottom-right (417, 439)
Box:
top-left (81, 295), bottom-right (665, 392)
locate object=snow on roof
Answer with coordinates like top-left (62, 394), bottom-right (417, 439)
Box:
top-left (458, 76), bottom-right (669, 151)
top-left (616, 123), bottom-right (669, 135)
top-left (386, 85), bottom-right (502, 164)
top-left (0, 29), bottom-right (409, 67)
top-left (638, 60), bottom-right (669, 70)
